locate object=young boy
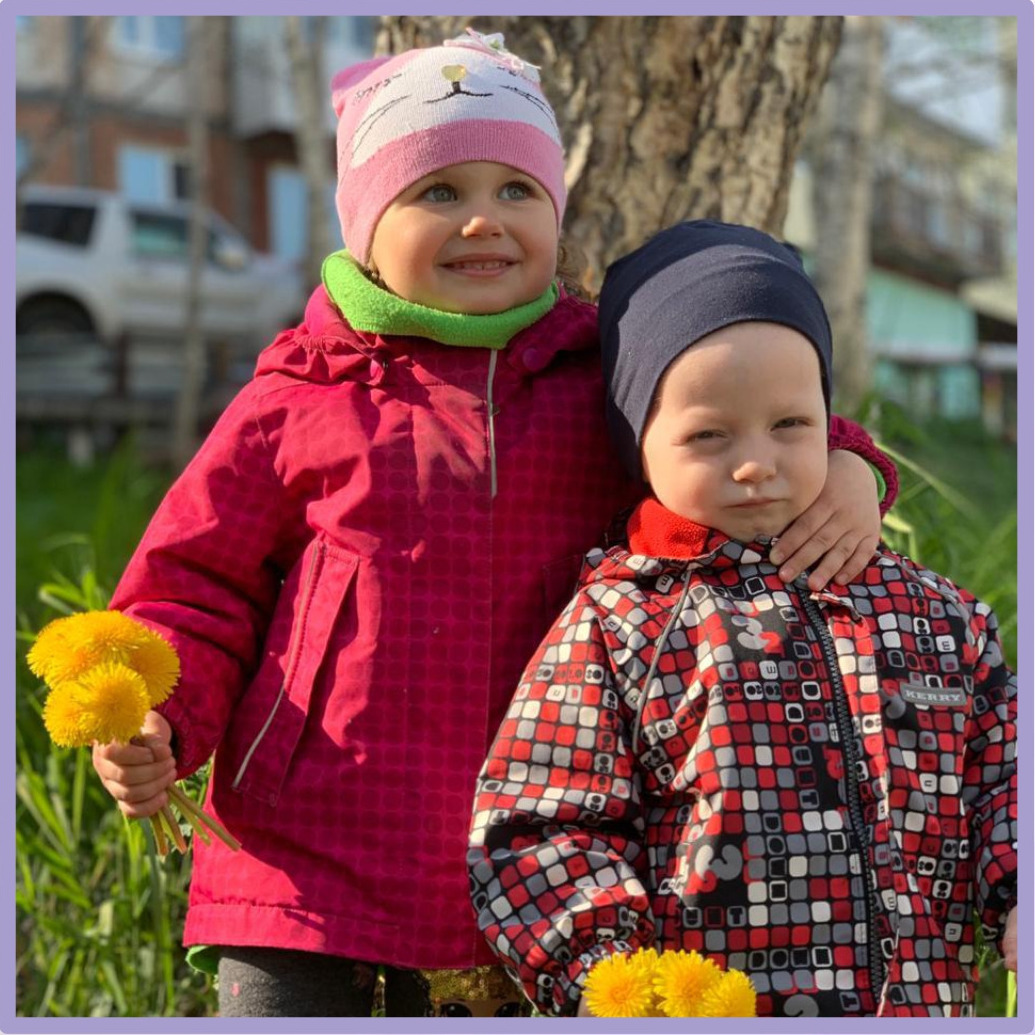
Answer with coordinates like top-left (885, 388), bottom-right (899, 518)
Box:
top-left (467, 221), bottom-right (1017, 1018)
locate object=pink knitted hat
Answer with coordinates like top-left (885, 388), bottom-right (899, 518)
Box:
top-left (331, 28), bottom-right (566, 264)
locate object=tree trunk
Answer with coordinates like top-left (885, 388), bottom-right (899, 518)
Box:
top-left (285, 16), bottom-right (334, 291)
top-left (808, 16), bottom-right (884, 414)
top-left (173, 17), bottom-right (212, 470)
top-left (377, 16), bottom-right (842, 293)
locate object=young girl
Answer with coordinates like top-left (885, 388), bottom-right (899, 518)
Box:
top-left (92, 30), bottom-right (898, 1017)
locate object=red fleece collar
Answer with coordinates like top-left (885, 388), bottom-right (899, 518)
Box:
top-left (627, 497), bottom-right (714, 559)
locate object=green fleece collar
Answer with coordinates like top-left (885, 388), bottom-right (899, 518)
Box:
top-left (321, 250), bottom-right (558, 350)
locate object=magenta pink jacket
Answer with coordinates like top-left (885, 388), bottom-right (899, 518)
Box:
top-left (110, 284), bottom-right (896, 970)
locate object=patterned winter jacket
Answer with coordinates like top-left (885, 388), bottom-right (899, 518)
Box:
top-left (111, 280), bottom-right (894, 970)
top-left (469, 498), bottom-right (1016, 1016)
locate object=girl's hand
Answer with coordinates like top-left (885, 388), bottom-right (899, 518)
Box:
top-left (770, 449), bottom-right (881, 591)
top-left (91, 709), bottom-right (176, 819)
top-left (1003, 907), bottom-right (1017, 972)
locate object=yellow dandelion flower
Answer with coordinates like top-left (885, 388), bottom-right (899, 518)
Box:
top-left (71, 661), bottom-right (151, 745)
top-left (654, 949), bottom-right (722, 1017)
top-left (125, 628), bottom-right (180, 705)
top-left (696, 969), bottom-right (758, 1018)
top-left (583, 954), bottom-right (655, 1018)
top-left (28, 610), bottom-right (146, 687)
top-left (42, 684), bottom-right (88, 748)
top-left (27, 616), bottom-right (79, 684)
top-left (625, 947), bottom-right (663, 1015)
top-left (69, 610), bottom-right (147, 660)
top-left (628, 946), bottom-right (660, 975)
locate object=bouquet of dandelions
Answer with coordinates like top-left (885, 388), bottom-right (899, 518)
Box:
top-left (583, 947), bottom-right (757, 1018)
top-left (27, 610), bottom-right (240, 857)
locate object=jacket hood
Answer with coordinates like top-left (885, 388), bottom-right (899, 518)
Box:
top-left (252, 283), bottom-right (600, 386)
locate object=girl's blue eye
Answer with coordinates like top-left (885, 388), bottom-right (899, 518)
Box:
top-left (500, 182), bottom-right (531, 201)
top-left (422, 184), bottom-right (456, 203)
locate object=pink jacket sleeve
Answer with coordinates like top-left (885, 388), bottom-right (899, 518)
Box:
top-left (109, 387), bottom-right (293, 777)
top-left (828, 414), bottom-right (899, 516)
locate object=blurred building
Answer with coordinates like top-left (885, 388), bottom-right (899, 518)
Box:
top-left (17, 16), bottom-right (1018, 439)
top-left (15, 15), bottom-right (375, 263)
top-left (785, 16), bottom-right (1017, 439)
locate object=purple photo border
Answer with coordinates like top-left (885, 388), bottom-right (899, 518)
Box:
top-left (3, 1), bottom-right (1030, 1033)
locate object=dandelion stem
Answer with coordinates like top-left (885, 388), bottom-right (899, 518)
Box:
top-left (159, 804), bottom-right (188, 853)
top-left (178, 805), bottom-right (212, 846)
top-left (149, 814), bottom-right (168, 857)
top-left (167, 785), bottom-right (241, 851)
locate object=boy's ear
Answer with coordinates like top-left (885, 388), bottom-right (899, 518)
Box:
top-left (330, 56), bottom-right (394, 117)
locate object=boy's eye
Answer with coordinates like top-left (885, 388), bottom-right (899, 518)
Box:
top-left (421, 184), bottom-right (457, 203)
top-left (499, 181), bottom-right (532, 201)
top-left (688, 430), bottom-right (722, 443)
top-left (774, 417), bottom-right (809, 430)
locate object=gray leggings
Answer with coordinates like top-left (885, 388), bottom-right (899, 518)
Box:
top-left (217, 946), bottom-right (431, 1017)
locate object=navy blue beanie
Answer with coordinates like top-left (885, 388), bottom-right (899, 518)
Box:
top-left (599, 220), bottom-right (833, 481)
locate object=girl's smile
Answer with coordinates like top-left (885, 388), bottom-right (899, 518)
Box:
top-left (440, 254), bottom-right (518, 275)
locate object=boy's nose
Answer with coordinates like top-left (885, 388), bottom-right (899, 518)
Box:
top-left (732, 456), bottom-right (777, 483)
top-left (461, 212), bottom-right (504, 237)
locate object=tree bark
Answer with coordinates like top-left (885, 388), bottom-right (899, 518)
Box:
top-left (377, 16), bottom-right (842, 293)
top-left (285, 16), bottom-right (334, 291)
top-left (808, 16), bottom-right (884, 414)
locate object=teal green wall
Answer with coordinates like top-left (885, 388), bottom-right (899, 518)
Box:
top-left (866, 269), bottom-right (981, 419)
top-left (866, 270), bottom-right (976, 357)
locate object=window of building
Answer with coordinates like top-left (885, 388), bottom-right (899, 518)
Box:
top-left (115, 16), bottom-right (186, 59)
top-left (925, 201), bottom-right (952, 248)
top-left (328, 16), bottom-right (376, 50)
top-left (118, 145), bottom-right (190, 204)
top-left (269, 167), bottom-right (306, 263)
top-left (268, 166), bottom-right (339, 261)
top-left (16, 135), bottom-right (31, 179)
top-left (960, 217), bottom-right (983, 258)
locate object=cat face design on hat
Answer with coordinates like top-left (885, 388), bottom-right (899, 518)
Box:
top-left (343, 42), bottom-right (559, 169)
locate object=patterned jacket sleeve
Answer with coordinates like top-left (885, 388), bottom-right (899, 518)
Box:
top-left (109, 386), bottom-right (291, 777)
top-left (468, 585), bottom-right (655, 1016)
top-left (828, 413), bottom-right (899, 516)
top-left (959, 594), bottom-right (1017, 949)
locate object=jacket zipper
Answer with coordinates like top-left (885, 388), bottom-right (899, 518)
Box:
top-left (487, 349), bottom-right (498, 498)
top-left (799, 589), bottom-right (887, 1004)
top-left (231, 541), bottom-right (324, 790)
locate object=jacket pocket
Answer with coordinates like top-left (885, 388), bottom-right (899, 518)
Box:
top-left (229, 538), bottom-right (359, 806)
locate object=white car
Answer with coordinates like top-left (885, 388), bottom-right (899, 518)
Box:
top-left (16, 184), bottom-right (305, 349)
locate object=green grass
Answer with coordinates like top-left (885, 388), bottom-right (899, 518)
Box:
top-left (15, 439), bottom-right (216, 1017)
top-left (14, 414), bottom-right (1018, 1017)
